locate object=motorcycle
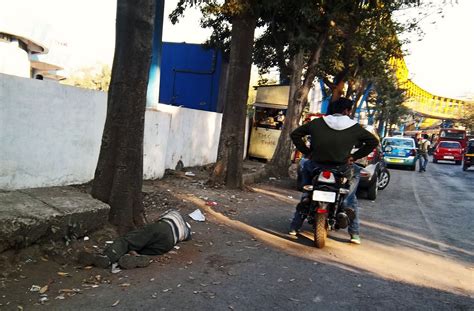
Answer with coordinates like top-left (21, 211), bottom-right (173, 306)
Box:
top-left (297, 150), bottom-right (390, 199)
top-left (298, 165), bottom-right (355, 248)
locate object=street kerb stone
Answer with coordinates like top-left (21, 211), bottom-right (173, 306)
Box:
top-left (21, 187), bottom-right (110, 240)
top-left (0, 187), bottom-right (110, 253)
top-left (0, 191), bottom-right (60, 252)
top-left (243, 168), bottom-right (269, 185)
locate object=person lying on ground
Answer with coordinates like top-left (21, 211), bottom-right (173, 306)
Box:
top-left (78, 209), bottom-right (191, 269)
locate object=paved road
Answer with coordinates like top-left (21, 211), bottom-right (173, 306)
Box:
top-left (3, 162), bottom-right (473, 310)
top-left (367, 159), bottom-right (474, 265)
top-left (231, 159), bottom-right (474, 299)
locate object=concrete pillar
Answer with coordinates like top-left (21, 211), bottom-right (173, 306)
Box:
top-left (146, 0), bottom-right (165, 108)
top-left (319, 79), bottom-right (330, 114)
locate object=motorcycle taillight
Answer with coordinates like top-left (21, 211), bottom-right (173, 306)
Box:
top-left (318, 171), bottom-right (336, 183)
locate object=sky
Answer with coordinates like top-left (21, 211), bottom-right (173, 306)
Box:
top-left (398, 0), bottom-right (474, 100)
top-left (0, 0), bottom-right (472, 100)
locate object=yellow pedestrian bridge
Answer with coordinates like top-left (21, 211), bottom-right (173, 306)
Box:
top-left (392, 58), bottom-right (473, 120)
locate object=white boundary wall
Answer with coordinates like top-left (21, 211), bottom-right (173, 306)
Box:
top-left (156, 105), bottom-right (222, 170)
top-left (0, 74), bottom-right (222, 190)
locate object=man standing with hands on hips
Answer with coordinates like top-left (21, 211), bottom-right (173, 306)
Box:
top-left (289, 97), bottom-right (378, 244)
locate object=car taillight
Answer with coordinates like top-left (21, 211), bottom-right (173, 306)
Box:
top-left (360, 170), bottom-right (370, 178)
top-left (410, 149), bottom-right (417, 156)
top-left (367, 149), bottom-right (376, 161)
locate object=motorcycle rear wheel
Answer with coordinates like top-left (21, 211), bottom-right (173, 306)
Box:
top-left (314, 213), bottom-right (327, 248)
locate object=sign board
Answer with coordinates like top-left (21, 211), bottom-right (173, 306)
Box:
top-left (248, 127), bottom-right (280, 160)
top-left (255, 85), bottom-right (290, 107)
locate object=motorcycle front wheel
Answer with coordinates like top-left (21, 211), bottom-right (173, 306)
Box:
top-left (314, 213), bottom-right (328, 249)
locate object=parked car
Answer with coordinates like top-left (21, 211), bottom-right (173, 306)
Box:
top-left (356, 146), bottom-right (390, 200)
top-left (433, 141), bottom-right (463, 165)
top-left (463, 139), bottom-right (474, 171)
top-left (382, 137), bottom-right (417, 171)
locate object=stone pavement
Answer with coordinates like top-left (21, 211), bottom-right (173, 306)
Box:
top-left (0, 187), bottom-right (110, 253)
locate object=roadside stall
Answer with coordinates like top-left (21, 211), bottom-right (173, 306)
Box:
top-left (248, 85), bottom-right (289, 161)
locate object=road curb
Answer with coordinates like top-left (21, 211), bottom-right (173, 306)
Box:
top-left (243, 166), bottom-right (270, 185)
top-left (0, 187), bottom-right (110, 253)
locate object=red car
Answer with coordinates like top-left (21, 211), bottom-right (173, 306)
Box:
top-left (432, 141), bottom-right (463, 165)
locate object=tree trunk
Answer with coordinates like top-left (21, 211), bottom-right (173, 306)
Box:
top-left (266, 51), bottom-right (304, 176)
top-left (210, 5), bottom-right (256, 189)
top-left (267, 32), bottom-right (327, 176)
top-left (376, 106), bottom-right (385, 137)
top-left (345, 79), bottom-right (355, 99)
top-left (349, 81), bottom-right (366, 118)
top-left (325, 68), bottom-right (350, 114)
top-left (385, 120), bottom-right (391, 137)
top-left (377, 119), bottom-right (385, 138)
top-left (91, 0), bottom-right (155, 234)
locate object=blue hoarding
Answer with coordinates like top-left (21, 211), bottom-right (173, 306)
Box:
top-left (159, 42), bottom-right (223, 112)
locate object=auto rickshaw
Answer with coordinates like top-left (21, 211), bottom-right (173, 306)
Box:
top-left (463, 139), bottom-right (474, 171)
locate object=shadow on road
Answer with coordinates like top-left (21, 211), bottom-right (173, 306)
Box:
top-left (219, 183), bottom-right (474, 297)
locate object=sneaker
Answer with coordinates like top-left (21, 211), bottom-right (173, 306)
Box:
top-left (289, 229), bottom-right (298, 236)
top-left (350, 234), bottom-right (361, 245)
top-left (78, 251), bottom-right (111, 268)
top-left (118, 254), bottom-right (151, 269)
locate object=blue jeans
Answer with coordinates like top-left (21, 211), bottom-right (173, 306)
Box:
top-left (418, 153), bottom-right (428, 171)
top-left (290, 160), bottom-right (360, 235)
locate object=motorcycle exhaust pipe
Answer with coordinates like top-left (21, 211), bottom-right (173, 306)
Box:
top-left (339, 188), bottom-right (350, 195)
top-left (336, 212), bottom-right (349, 229)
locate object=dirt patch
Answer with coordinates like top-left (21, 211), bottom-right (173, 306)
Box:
top-left (0, 166), bottom-right (251, 308)
top-left (1, 165), bottom-right (473, 309)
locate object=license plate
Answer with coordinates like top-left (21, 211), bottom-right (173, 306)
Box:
top-left (312, 190), bottom-right (336, 203)
top-left (389, 158), bottom-right (404, 163)
top-left (444, 156), bottom-right (454, 159)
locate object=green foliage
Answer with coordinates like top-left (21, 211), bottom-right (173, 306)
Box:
top-left (171, 1), bottom-right (420, 85)
top-left (169, 0), bottom-right (427, 125)
top-left (317, 2), bottom-right (405, 87)
top-left (252, 0), bottom-right (435, 99)
top-left (63, 64), bottom-right (111, 91)
top-left (253, 0), bottom-right (330, 80)
top-left (199, 1), bottom-right (232, 56)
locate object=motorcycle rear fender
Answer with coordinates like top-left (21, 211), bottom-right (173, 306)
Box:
top-left (315, 184), bottom-right (339, 192)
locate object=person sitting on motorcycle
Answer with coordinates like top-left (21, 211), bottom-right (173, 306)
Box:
top-left (289, 97), bottom-right (378, 244)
